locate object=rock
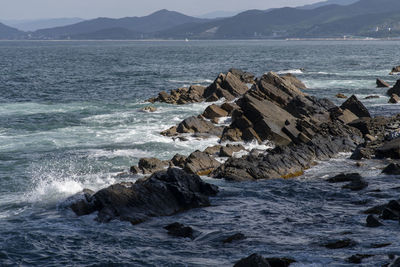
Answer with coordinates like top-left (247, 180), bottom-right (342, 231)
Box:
top-left (234, 254), bottom-right (295, 267)
top-left (142, 106), bottom-right (157, 112)
top-left (382, 163), bottom-right (400, 175)
top-left (377, 78), bottom-right (390, 88)
top-left (203, 104), bottom-right (229, 120)
top-left (327, 173), bottom-right (362, 183)
top-left (203, 145), bottom-right (222, 155)
top-left (234, 254), bottom-right (271, 267)
top-left (184, 151), bottom-right (221, 176)
top-left (324, 239), bottom-right (356, 249)
top-left (390, 66), bottom-right (400, 75)
top-left (366, 215), bottom-right (383, 227)
top-left (376, 138), bottom-right (400, 159)
top-left (365, 95), bottom-right (380, 99)
top-left (206, 93), bottom-right (219, 102)
top-left (280, 73), bottom-right (307, 90)
top-left (340, 95), bottom-right (371, 118)
top-left (348, 254), bottom-right (373, 264)
top-left (220, 144), bottom-right (245, 157)
top-left (164, 222), bottom-right (194, 239)
top-left (65, 189), bottom-right (96, 216)
top-left (365, 134), bottom-right (377, 142)
top-left (177, 116), bottom-right (223, 136)
top-left (388, 94), bottom-right (400, 104)
top-left (338, 109), bottom-right (359, 124)
top-left (221, 127), bottom-right (243, 142)
top-left (327, 173), bottom-right (367, 191)
top-left (130, 157), bottom-right (168, 175)
top-left (77, 168), bottom-right (218, 224)
top-left (229, 68), bottom-right (255, 84)
top-left (336, 93), bottom-right (347, 99)
top-left (170, 154), bottom-right (187, 168)
top-left (161, 126), bottom-right (178, 137)
top-left (387, 80), bottom-right (400, 96)
top-left (381, 207), bottom-right (399, 220)
top-left (221, 102), bottom-right (240, 114)
top-left (222, 233), bottom-right (246, 243)
top-left (242, 127), bottom-right (262, 143)
top-left (204, 72), bottom-right (249, 101)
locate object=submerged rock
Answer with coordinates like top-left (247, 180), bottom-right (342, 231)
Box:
top-left (324, 239), bottom-right (356, 249)
top-left (234, 254), bottom-right (295, 267)
top-left (336, 93), bottom-right (347, 99)
top-left (347, 254), bottom-right (373, 264)
top-left (366, 215), bottom-right (383, 227)
top-left (164, 222), bottom-right (194, 239)
top-left (68, 168), bottom-right (218, 224)
top-left (222, 233), bottom-right (246, 243)
top-left (328, 173), bottom-right (368, 191)
top-left (382, 163), bottom-right (400, 175)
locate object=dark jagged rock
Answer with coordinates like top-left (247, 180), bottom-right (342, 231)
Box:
top-left (376, 138), bottom-right (400, 159)
top-left (203, 104), bottom-right (229, 120)
top-left (221, 102), bottom-right (240, 115)
top-left (65, 189), bottom-right (96, 216)
top-left (204, 71), bottom-right (249, 101)
top-left (234, 254), bottom-right (295, 267)
top-left (389, 94), bottom-right (400, 104)
top-left (348, 254), bottom-right (373, 264)
top-left (382, 163), bottom-right (400, 175)
top-left (387, 80), bottom-right (400, 96)
top-left (366, 215), bottom-right (383, 227)
top-left (164, 222), bottom-right (194, 239)
top-left (215, 122), bottom-right (362, 181)
top-left (170, 154), bottom-right (187, 168)
top-left (340, 95), bottom-right (371, 118)
top-left (280, 73), bottom-right (307, 90)
top-left (176, 115), bottom-right (223, 136)
top-left (377, 78), bottom-right (390, 88)
top-left (69, 168), bottom-right (218, 224)
top-left (184, 151), bottom-right (221, 176)
top-left (222, 233), bottom-right (246, 243)
top-left (130, 157), bottom-right (169, 175)
top-left (220, 144), bottom-right (245, 157)
top-left (324, 239), bottom-right (356, 249)
top-left (229, 68), bottom-right (255, 84)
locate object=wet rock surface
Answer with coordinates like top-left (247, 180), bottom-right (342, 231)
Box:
top-left (234, 253), bottom-right (295, 267)
top-left (69, 168), bottom-right (218, 224)
top-left (164, 222), bottom-right (194, 239)
top-left (377, 78), bottom-right (390, 88)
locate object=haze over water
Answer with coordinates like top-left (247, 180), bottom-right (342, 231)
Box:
top-left (1, 40), bottom-right (400, 266)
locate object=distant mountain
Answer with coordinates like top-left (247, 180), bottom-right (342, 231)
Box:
top-left (0, 22), bottom-right (24, 39)
top-left (157, 0), bottom-right (400, 39)
top-left (199, 11), bottom-right (241, 19)
top-left (2, 18), bottom-right (85, 32)
top-left (32, 9), bottom-right (209, 39)
top-left (298, 0), bottom-right (359, 9)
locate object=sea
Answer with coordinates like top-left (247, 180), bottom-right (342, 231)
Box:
top-left (1, 40), bottom-right (400, 266)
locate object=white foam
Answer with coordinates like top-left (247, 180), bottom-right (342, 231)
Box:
top-left (277, 69), bottom-right (304, 75)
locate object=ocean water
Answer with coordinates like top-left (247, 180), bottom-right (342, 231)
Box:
top-left (1, 40), bottom-right (400, 266)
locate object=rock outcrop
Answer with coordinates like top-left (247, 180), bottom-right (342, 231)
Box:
top-left (376, 78), bottom-right (390, 88)
top-left (387, 80), bottom-right (400, 96)
top-left (234, 254), bottom-right (295, 267)
top-left (68, 168), bottom-right (218, 224)
top-left (130, 158), bottom-right (169, 175)
top-left (340, 95), bottom-right (371, 118)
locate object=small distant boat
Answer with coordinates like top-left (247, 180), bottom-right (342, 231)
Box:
top-left (185, 38), bottom-right (189, 42)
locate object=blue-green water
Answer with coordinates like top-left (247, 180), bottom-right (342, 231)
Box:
top-left (1, 40), bottom-right (400, 266)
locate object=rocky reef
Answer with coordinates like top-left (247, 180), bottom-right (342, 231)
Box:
top-left (66, 67), bottom-right (400, 266)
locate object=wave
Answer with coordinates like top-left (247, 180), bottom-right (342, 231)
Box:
top-left (276, 69), bottom-right (304, 75)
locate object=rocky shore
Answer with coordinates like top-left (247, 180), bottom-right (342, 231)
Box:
top-left (66, 68), bottom-right (400, 266)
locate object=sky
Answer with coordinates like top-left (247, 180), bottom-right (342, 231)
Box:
top-left (0, 0), bottom-right (321, 20)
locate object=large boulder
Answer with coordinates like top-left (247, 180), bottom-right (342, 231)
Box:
top-left (387, 80), bottom-right (400, 96)
top-left (184, 151), bottom-right (221, 176)
top-left (376, 78), bottom-right (390, 88)
top-left (203, 104), bottom-right (229, 120)
top-left (69, 168), bottom-right (219, 224)
top-left (177, 115), bottom-right (223, 136)
top-left (376, 138), bottom-right (400, 159)
top-left (340, 95), bottom-right (371, 118)
top-left (130, 158), bottom-right (169, 174)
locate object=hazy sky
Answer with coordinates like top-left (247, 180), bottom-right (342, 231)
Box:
top-left (0, 0), bottom-right (321, 20)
